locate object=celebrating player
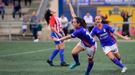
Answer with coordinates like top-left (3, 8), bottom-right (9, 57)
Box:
top-left (45, 8), bottom-right (68, 66)
top-left (91, 16), bottom-right (130, 73)
top-left (55, 1), bottom-right (97, 75)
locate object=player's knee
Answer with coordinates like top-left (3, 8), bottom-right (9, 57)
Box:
top-left (108, 56), bottom-right (116, 60)
top-left (59, 47), bottom-right (64, 50)
top-left (88, 57), bottom-right (93, 63)
top-left (71, 50), bottom-right (78, 55)
top-left (106, 51), bottom-right (115, 59)
top-left (58, 44), bottom-right (64, 49)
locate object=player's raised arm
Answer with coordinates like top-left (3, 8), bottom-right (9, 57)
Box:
top-left (67, 0), bottom-right (77, 17)
top-left (114, 31), bottom-right (130, 40)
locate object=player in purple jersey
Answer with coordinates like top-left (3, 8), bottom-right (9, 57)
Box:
top-left (55, 1), bottom-right (97, 75)
top-left (91, 16), bottom-right (130, 73)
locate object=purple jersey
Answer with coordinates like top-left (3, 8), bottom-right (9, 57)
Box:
top-left (71, 26), bottom-right (95, 47)
top-left (91, 24), bottom-right (116, 47)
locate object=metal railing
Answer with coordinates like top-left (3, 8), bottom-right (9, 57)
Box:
top-left (0, 22), bottom-right (135, 41)
top-left (36, 0), bottom-right (49, 19)
top-left (112, 22), bottom-right (135, 25)
top-left (0, 22), bottom-right (47, 41)
top-left (111, 22), bottom-right (135, 38)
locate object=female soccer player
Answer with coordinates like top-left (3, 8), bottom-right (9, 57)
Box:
top-left (44, 9), bottom-right (68, 66)
top-left (91, 15), bottom-right (130, 73)
top-left (55, 1), bottom-right (97, 75)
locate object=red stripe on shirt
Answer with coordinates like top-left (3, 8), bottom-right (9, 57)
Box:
top-left (49, 16), bottom-right (62, 32)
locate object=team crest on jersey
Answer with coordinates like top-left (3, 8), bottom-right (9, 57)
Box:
top-left (103, 29), bottom-right (106, 32)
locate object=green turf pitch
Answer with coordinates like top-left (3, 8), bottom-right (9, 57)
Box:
top-left (0, 41), bottom-right (134, 75)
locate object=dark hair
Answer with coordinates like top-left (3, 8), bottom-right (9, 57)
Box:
top-left (74, 17), bottom-right (87, 28)
top-left (44, 9), bottom-right (52, 24)
top-left (94, 15), bottom-right (109, 24)
top-left (101, 15), bottom-right (110, 24)
top-left (102, 20), bottom-right (110, 24)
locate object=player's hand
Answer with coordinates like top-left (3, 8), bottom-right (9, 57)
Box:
top-left (53, 38), bottom-right (60, 41)
top-left (57, 39), bottom-right (61, 41)
top-left (66, 0), bottom-right (70, 4)
top-left (124, 36), bottom-right (131, 40)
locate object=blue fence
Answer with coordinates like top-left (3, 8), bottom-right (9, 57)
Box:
top-left (59, 0), bottom-right (135, 20)
top-left (63, 6), bottom-right (96, 21)
top-left (63, 0), bottom-right (135, 6)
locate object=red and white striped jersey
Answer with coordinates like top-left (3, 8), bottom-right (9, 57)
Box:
top-left (49, 16), bottom-right (62, 33)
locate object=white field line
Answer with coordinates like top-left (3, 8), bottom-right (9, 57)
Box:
top-left (0, 48), bottom-right (54, 57)
top-left (0, 46), bottom-right (71, 57)
top-left (0, 40), bottom-right (134, 57)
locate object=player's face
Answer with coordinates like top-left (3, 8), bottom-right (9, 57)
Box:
top-left (95, 16), bottom-right (102, 25)
top-left (32, 11), bottom-right (36, 16)
top-left (50, 9), bottom-right (56, 15)
top-left (72, 18), bottom-right (80, 28)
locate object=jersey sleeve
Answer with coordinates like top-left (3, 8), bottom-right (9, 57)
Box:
top-left (106, 24), bottom-right (115, 33)
top-left (71, 30), bottom-right (80, 38)
top-left (49, 16), bottom-right (55, 28)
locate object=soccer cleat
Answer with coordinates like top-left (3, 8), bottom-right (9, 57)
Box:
top-left (46, 60), bottom-right (54, 66)
top-left (60, 62), bottom-right (69, 66)
top-left (84, 72), bottom-right (89, 75)
top-left (121, 67), bottom-right (127, 73)
top-left (69, 63), bottom-right (80, 69)
top-left (34, 39), bottom-right (39, 42)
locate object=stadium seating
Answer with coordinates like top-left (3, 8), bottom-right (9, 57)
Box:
top-left (0, 0), bottom-right (42, 40)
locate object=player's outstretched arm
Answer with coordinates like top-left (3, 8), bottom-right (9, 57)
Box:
top-left (114, 31), bottom-right (131, 40)
top-left (60, 35), bottom-right (72, 41)
top-left (54, 35), bottom-right (72, 41)
top-left (67, 0), bottom-right (77, 17)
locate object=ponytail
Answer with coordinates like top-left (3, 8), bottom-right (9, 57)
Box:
top-left (44, 9), bottom-right (52, 25)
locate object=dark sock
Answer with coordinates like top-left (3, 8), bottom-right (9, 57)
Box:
top-left (85, 61), bottom-right (94, 75)
top-left (111, 58), bottom-right (124, 68)
top-left (49, 49), bottom-right (59, 61)
top-left (72, 54), bottom-right (80, 64)
top-left (117, 57), bottom-right (121, 61)
top-left (59, 49), bottom-right (65, 63)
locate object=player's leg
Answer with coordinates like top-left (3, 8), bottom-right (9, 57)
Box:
top-left (69, 42), bottom-right (84, 69)
top-left (112, 44), bottom-right (127, 73)
top-left (103, 45), bottom-right (125, 69)
top-left (47, 45), bottom-right (59, 66)
top-left (85, 57), bottom-right (94, 75)
top-left (106, 51), bottom-right (126, 71)
top-left (47, 32), bottom-right (60, 66)
top-left (58, 43), bottom-right (68, 66)
top-left (114, 52), bottom-right (127, 73)
top-left (114, 52), bottom-right (121, 62)
top-left (111, 43), bottom-right (122, 62)
top-left (85, 44), bottom-right (96, 75)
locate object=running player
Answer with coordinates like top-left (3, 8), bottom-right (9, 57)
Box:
top-left (45, 8), bottom-right (68, 66)
top-left (55, 1), bottom-right (97, 75)
top-left (91, 16), bottom-right (130, 73)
